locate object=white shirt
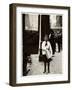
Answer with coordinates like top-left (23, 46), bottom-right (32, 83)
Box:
top-left (42, 41), bottom-right (52, 59)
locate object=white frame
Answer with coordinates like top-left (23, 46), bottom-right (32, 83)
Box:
top-left (16, 6), bottom-right (69, 84)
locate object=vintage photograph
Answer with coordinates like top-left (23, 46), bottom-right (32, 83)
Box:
top-left (22, 14), bottom-right (62, 76)
top-left (10, 4), bottom-right (70, 86)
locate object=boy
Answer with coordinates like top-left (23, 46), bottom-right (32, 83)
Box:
top-left (42, 34), bottom-right (52, 73)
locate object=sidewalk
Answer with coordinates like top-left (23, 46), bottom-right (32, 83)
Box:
top-left (27, 51), bottom-right (62, 76)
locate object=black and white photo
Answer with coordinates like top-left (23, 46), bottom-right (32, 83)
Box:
top-left (9, 3), bottom-right (70, 86)
top-left (22, 14), bottom-right (62, 76)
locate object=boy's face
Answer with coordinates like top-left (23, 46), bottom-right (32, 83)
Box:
top-left (44, 35), bottom-right (48, 41)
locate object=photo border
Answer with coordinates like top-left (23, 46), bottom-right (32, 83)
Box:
top-left (9, 3), bottom-right (70, 86)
